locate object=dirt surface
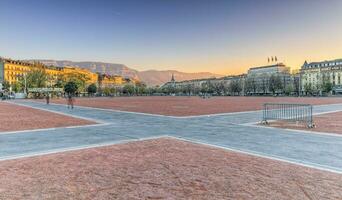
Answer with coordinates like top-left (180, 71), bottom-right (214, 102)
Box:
top-left (35, 96), bottom-right (342, 116)
top-left (0, 102), bottom-right (94, 132)
top-left (0, 138), bottom-right (340, 199)
top-left (264, 111), bottom-right (342, 135)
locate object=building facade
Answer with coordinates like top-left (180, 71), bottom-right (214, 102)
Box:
top-left (63, 66), bottom-right (99, 85)
top-left (98, 74), bottom-right (129, 88)
top-left (245, 63), bottom-right (293, 95)
top-left (162, 74), bottom-right (245, 95)
top-left (300, 59), bottom-right (342, 94)
top-left (0, 58), bottom-right (64, 85)
top-left (0, 57), bottom-right (135, 93)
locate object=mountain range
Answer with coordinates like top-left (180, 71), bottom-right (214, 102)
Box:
top-left (28, 60), bottom-right (222, 86)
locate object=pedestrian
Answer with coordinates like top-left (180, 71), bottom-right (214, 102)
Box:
top-left (67, 93), bottom-right (74, 109)
top-left (46, 93), bottom-right (50, 105)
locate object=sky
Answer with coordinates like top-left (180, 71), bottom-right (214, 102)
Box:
top-left (1, 0), bottom-right (342, 75)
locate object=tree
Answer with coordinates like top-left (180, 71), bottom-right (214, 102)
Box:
top-left (212, 82), bottom-right (224, 95)
top-left (25, 69), bottom-right (48, 88)
top-left (284, 85), bottom-right (294, 96)
top-left (54, 75), bottom-right (65, 88)
top-left (269, 75), bottom-right (283, 95)
top-left (229, 80), bottom-right (242, 95)
top-left (201, 81), bottom-right (214, 95)
top-left (135, 82), bottom-right (147, 95)
top-left (304, 83), bottom-right (313, 96)
top-left (244, 77), bottom-right (256, 95)
top-left (64, 81), bottom-right (78, 94)
top-left (184, 83), bottom-right (194, 96)
top-left (11, 82), bottom-right (22, 93)
top-left (293, 77), bottom-right (300, 96)
top-left (1, 81), bottom-right (10, 91)
top-left (110, 87), bottom-right (117, 96)
top-left (87, 83), bottom-right (97, 95)
top-left (123, 84), bottom-right (135, 95)
top-left (103, 87), bottom-right (111, 96)
top-left (322, 82), bottom-right (333, 94)
top-left (260, 77), bottom-right (268, 95)
top-left (203, 81), bottom-right (215, 94)
top-left (63, 72), bottom-right (89, 93)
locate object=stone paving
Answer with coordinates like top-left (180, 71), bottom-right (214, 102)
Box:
top-left (1, 100), bottom-right (342, 174)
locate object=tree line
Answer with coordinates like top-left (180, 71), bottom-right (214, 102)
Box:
top-left (1, 70), bottom-right (334, 97)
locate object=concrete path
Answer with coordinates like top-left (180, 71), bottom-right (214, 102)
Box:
top-left (1, 100), bottom-right (342, 174)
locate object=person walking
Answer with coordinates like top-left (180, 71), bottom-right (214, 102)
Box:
top-left (46, 93), bottom-right (50, 105)
top-left (67, 93), bottom-right (74, 109)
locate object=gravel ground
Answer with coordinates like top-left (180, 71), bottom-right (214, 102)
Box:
top-left (264, 111), bottom-right (342, 134)
top-left (0, 102), bottom-right (94, 132)
top-left (35, 96), bottom-right (342, 116)
top-left (0, 138), bottom-right (340, 199)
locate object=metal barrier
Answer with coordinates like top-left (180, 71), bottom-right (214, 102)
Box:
top-left (262, 103), bottom-right (314, 128)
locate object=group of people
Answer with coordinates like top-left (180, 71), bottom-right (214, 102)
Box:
top-left (45, 93), bottom-right (75, 109)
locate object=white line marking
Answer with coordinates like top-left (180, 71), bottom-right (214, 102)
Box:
top-left (3, 100), bottom-right (342, 174)
top-left (0, 133), bottom-right (340, 174)
top-left (242, 123), bottom-right (342, 138)
top-left (0, 135), bottom-right (169, 162)
top-left (18, 100), bottom-right (178, 118)
top-left (7, 101), bottom-right (104, 124)
top-left (17, 99), bottom-right (342, 119)
top-left (312, 109), bottom-right (342, 116)
top-left (0, 123), bottom-right (112, 135)
top-left (16, 99), bottom-right (263, 118)
top-left (166, 136), bottom-right (342, 174)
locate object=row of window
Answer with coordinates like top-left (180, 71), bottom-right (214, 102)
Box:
top-left (5, 65), bottom-right (30, 71)
top-left (306, 77), bottom-right (342, 85)
top-left (307, 61), bottom-right (342, 68)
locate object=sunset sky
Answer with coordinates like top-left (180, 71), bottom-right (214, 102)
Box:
top-left (0, 0), bottom-right (341, 75)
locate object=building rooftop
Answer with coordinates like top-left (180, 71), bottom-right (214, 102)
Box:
top-left (249, 63), bottom-right (286, 71)
top-left (303, 58), bottom-right (342, 67)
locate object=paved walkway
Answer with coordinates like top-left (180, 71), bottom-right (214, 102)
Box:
top-left (1, 100), bottom-right (342, 174)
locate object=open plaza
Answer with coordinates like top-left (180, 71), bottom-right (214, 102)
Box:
top-left (0, 96), bottom-right (341, 199)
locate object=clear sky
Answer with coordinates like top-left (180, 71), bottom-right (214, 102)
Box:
top-left (1, 0), bottom-right (341, 75)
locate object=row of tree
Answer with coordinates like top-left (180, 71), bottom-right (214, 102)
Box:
top-left (163, 74), bottom-right (333, 96)
top-left (1, 69), bottom-right (91, 94)
top-left (0, 69), bottom-right (148, 96)
top-left (1, 70), bottom-right (335, 97)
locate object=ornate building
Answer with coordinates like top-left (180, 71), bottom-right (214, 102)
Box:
top-left (300, 59), bottom-right (342, 94)
top-left (0, 57), bottom-right (136, 92)
top-left (0, 58), bottom-right (63, 85)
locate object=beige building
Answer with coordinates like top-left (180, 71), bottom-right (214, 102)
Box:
top-left (300, 59), bottom-right (342, 94)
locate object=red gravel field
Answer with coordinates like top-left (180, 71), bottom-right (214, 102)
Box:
top-left (0, 102), bottom-right (94, 132)
top-left (0, 138), bottom-right (340, 199)
top-left (36, 96), bottom-right (342, 116)
top-left (264, 111), bottom-right (342, 135)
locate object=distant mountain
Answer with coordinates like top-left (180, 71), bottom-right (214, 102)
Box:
top-left (27, 59), bottom-right (222, 86)
top-left (28, 60), bottom-right (140, 79)
top-left (138, 70), bottom-right (221, 86)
